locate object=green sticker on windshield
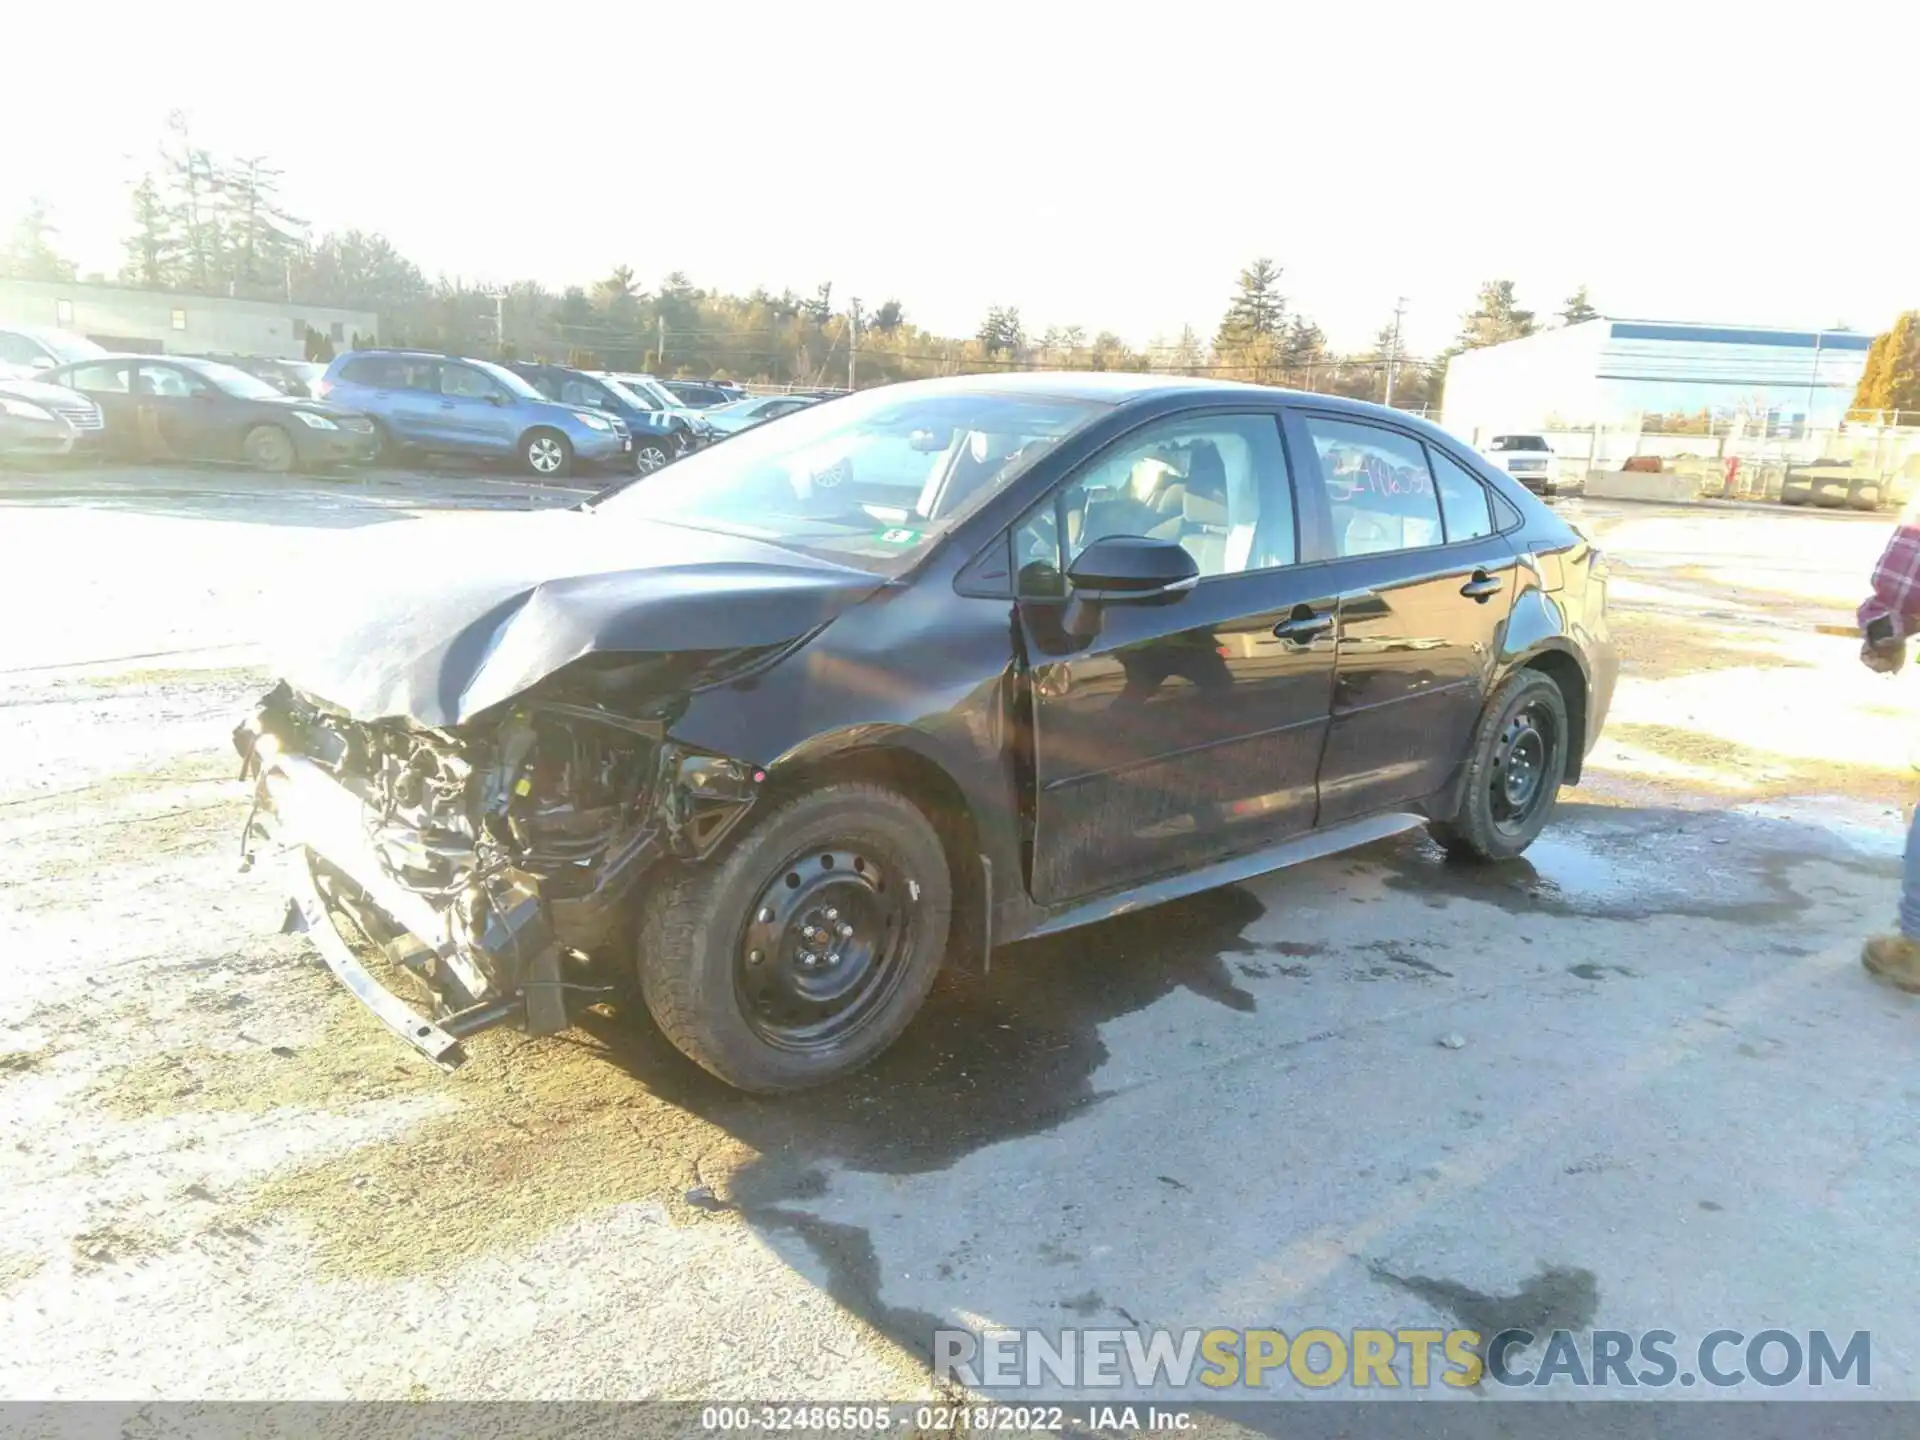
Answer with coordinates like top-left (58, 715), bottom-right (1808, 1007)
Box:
top-left (877, 527), bottom-right (923, 545)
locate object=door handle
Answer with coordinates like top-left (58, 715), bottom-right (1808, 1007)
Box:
top-left (1272, 608), bottom-right (1334, 642)
top-left (1460, 570), bottom-right (1503, 601)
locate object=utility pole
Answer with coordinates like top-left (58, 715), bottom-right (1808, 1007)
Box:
top-left (1384, 296), bottom-right (1408, 407)
top-left (658, 315), bottom-right (667, 372)
top-left (847, 297), bottom-right (862, 392)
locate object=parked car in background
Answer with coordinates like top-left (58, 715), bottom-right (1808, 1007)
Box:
top-left (236, 373), bottom-right (1615, 1092)
top-left (597, 371), bottom-right (718, 440)
top-left (504, 362), bottom-right (700, 474)
top-left (317, 351), bottom-right (632, 477)
top-left (0, 325), bottom-right (108, 380)
top-left (194, 354), bottom-right (328, 399)
top-left (662, 379), bottom-right (743, 408)
top-left (0, 377), bottom-right (101, 459)
top-left (699, 392), bottom-right (819, 437)
top-left (1479, 433), bottom-right (1567, 495)
top-left (44, 355), bottom-right (380, 472)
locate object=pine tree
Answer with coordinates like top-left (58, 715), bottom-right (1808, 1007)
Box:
top-left (160, 111), bottom-right (225, 292)
top-left (1171, 324), bottom-right (1205, 375)
top-left (0, 199), bottom-right (78, 282)
top-left (220, 156), bottom-right (305, 296)
top-left (1456, 280), bottom-right (1537, 350)
top-left (119, 175), bottom-right (177, 287)
top-left (1559, 285), bottom-right (1599, 325)
top-left (1215, 258), bottom-right (1286, 349)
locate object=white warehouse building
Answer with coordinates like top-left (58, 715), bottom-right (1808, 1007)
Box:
top-left (1441, 318), bottom-right (1874, 446)
top-left (0, 278), bottom-right (377, 360)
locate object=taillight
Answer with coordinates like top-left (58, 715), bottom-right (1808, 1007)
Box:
top-left (315, 378), bottom-right (332, 399)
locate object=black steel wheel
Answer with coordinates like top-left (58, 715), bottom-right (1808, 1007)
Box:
top-left (637, 782), bottom-right (952, 1093)
top-left (1430, 668), bottom-right (1571, 861)
top-left (735, 845), bottom-right (914, 1053)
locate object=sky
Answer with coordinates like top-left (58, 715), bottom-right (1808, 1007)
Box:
top-left (4, 0), bottom-right (1914, 359)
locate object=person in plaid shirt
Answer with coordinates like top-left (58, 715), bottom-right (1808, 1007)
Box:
top-left (1859, 497), bottom-right (1920, 989)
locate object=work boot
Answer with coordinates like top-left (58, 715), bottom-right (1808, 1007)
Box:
top-left (1861, 934), bottom-right (1920, 993)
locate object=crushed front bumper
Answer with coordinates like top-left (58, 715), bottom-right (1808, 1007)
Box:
top-left (249, 748), bottom-right (559, 1069)
top-left (237, 698), bottom-right (765, 1070)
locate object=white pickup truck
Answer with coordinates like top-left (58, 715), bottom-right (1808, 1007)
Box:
top-left (1480, 433), bottom-right (1572, 496)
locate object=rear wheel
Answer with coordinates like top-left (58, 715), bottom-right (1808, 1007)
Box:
top-left (521, 428), bottom-right (572, 478)
top-left (637, 783), bottom-right (952, 1093)
top-left (243, 424), bottom-right (296, 473)
top-left (1430, 668), bottom-right (1570, 862)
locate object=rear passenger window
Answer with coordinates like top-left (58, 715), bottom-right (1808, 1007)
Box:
top-left (340, 356), bottom-right (386, 385)
top-left (1427, 446), bottom-right (1494, 541)
top-left (1303, 416), bottom-right (1441, 557)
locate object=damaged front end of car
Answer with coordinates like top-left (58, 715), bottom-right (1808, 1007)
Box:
top-left (234, 650), bottom-right (774, 1069)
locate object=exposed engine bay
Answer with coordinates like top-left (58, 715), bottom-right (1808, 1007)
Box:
top-left (235, 650), bottom-right (773, 1065)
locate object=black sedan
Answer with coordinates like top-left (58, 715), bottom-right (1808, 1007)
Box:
top-left (235, 374), bottom-right (1617, 1091)
top-left (43, 355), bottom-right (378, 471)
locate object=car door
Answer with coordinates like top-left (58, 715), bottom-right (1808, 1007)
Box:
top-left (359, 355), bottom-right (441, 444)
top-left (1014, 409), bottom-right (1338, 905)
top-left (1286, 411), bottom-right (1518, 826)
top-left (55, 361), bottom-right (138, 456)
top-left (137, 362), bottom-right (230, 460)
top-left (437, 361), bottom-right (515, 452)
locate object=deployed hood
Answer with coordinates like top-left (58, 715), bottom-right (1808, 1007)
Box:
top-left (269, 509), bottom-right (884, 726)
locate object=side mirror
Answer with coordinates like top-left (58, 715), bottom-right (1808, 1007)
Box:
top-left (1061, 535), bottom-right (1198, 637)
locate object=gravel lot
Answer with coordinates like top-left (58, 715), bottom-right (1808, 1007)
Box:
top-left (2, 461), bottom-right (1916, 1410)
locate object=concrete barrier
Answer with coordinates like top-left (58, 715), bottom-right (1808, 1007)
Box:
top-left (1582, 469), bottom-right (1704, 502)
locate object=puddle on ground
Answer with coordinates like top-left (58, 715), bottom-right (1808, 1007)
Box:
top-left (1369, 801), bottom-right (1891, 924)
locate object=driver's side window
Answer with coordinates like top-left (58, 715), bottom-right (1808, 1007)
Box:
top-left (1013, 412), bottom-right (1295, 597)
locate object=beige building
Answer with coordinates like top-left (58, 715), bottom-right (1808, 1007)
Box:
top-left (0, 278), bottom-right (377, 359)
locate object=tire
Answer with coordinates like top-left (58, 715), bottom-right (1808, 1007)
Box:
top-left (367, 418), bottom-right (397, 465)
top-left (1429, 668), bottom-right (1570, 862)
top-left (634, 438), bottom-right (674, 475)
top-left (242, 424), bottom-right (297, 473)
top-left (637, 782), bottom-right (953, 1093)
top-left (521, 428), bottom-right (572, 478)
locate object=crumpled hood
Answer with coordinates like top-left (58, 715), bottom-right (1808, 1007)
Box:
top-left (268, 509), bottom-right (884, 727)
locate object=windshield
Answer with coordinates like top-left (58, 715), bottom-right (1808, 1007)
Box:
top-left (620, 375), bottom-right (682, 410)
top-left (42, 331), bottom-right (108, 364)
top-left (598, 377), bottom-right (655, 411)
top-left (592, 385), bottom-right (1104, 571)
top-left (1491, 435), bottom-right (1549, 451)
top-left (196, 361), bottom-right (285, 400)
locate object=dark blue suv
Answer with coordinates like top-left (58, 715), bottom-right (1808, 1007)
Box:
top-left (503, 362), bottom-right (703, 474)
top-left (318, 351), bottom-right (631, 477)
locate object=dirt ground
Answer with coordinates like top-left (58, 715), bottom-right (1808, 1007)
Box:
top-left (3, 470), bottom-right (1918, 1409)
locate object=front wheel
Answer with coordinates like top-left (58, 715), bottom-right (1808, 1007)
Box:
top-left (1429, 668), bottom-right (1570, 862)
top-left (637, 783), bottom-right (952, 1093)
top-left (634, 438), bottom-right (674, 475)
top-left (243, 424), bottom-right (297, 473)
top-left (521, 428), bottom-right (572, 478)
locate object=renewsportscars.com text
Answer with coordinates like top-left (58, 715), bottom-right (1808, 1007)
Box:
top-left (934, 1326), bottom-right (1871, 1391)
